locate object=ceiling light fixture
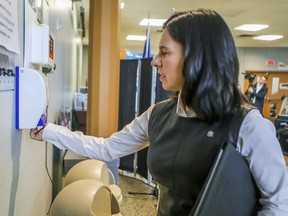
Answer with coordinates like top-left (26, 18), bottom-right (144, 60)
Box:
top-left (253, 35), bottom-right (283, 41)
top-left (126, 35), bottom-right (146, 41)
top-left (234, 24), bottom-right (269, 31)
top-left (139, 18), bottom-right (166, 27)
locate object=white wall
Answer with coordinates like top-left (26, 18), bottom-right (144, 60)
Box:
top-left (80, 44), bottom-right (89, 88)
top-left (0, 0), bottom-right (79, 215)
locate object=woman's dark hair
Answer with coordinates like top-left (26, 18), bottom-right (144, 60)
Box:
top-left (163, 9), bottom-right (247, 122)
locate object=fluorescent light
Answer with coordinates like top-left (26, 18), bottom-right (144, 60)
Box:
top-left (253, 35), bottom-right (283, 41)
top-left (121, 3), bottom-right (125, 10)
top-left (234, 24), bottom-right (269, 31)
top-left (139, 18), bottom-right (166, 27)
top-left (126, 35), bottom-right (146, 41)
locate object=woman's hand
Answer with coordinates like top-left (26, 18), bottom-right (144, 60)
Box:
top-left (30, 127), bottom-right (45, 141)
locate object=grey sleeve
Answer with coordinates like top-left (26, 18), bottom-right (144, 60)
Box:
top-left (237, 109), bottom-right (288, 215)
top-left (43, 105), bottom-right (155, 161)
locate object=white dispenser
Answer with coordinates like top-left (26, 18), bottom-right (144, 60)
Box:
top-left (15, 66), bottom-right (48, 129)
top-left (31, 24), bottom-right (55, 68)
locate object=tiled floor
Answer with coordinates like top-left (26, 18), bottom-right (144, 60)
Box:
top-left (118, 173), bottom-right (158, 216)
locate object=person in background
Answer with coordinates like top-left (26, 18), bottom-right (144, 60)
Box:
top-left (247, 74), bottom-right (268, 115)
top-left (31, 9), bottom-right (288, 216)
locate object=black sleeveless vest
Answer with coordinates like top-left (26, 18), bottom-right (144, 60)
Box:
top-left (147, 100), bottom-right (249, 216)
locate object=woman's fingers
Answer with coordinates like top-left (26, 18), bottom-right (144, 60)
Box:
top-left (30, 127), bottom-right (44, 141)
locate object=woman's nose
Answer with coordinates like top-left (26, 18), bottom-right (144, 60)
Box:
top-left (151, 56), bottom-right (160, 67)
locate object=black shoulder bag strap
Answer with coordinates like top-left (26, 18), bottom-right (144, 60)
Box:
top-left (220, 108), bottom-right (250, 148)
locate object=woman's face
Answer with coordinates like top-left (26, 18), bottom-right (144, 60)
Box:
top-left (151, 29), bottom-right (185, 91)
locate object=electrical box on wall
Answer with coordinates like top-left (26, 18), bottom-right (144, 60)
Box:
top-left (15, 66), bottom-right (48, 129)
top-left (31, 24), bottom-right (55, 68)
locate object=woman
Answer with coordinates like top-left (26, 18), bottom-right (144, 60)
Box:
top-left (31, 9), bottom-right (288, 215)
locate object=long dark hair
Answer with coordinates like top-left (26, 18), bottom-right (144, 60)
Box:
top-left (163, 9), bottom-right (247, 122)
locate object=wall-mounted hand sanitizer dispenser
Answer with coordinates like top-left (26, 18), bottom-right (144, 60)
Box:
top-left (31, 24), bottom-right (55, 68)
top-left (15, 66), bottom-right (48, 129)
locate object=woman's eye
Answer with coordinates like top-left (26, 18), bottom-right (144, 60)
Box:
top-left (160, 51), bottom-right (168, 56)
